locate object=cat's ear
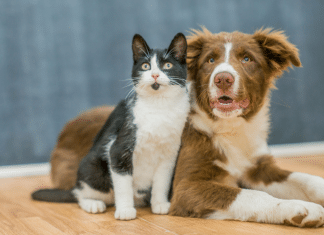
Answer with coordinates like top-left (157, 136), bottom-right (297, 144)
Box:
top-left (166, 33), bottom-right (187, 64)
top-left (132, 34), bottom-right (151, 63)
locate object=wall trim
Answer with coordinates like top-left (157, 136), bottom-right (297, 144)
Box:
top-left (0, 141), bottom-right (323, 179)
top-left (269, 141), bottom-right (324, 158)
top-left (0, 163), bottom-right (50, 179)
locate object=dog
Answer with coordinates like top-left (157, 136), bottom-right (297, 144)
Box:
top-left (169, 28), bottom-right (324, 228)
top-left (48, 28), bottom-right (324, 228)
top-left (50, 106), bottom-right (114, 190)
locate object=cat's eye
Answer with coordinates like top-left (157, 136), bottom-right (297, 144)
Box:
top-left (142, 63), bottom-right (151, 70)
top-left (208, 58), bottom-right (215, 63)
top-left (163, 62), bottom-right (173, 69)
top-left (242, 56), bottom-right (251, 63)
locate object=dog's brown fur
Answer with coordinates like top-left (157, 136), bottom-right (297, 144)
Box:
top-left (169, 28), bottom-right (302, 219)
top-left (50, 106), bottom-right (114, 190)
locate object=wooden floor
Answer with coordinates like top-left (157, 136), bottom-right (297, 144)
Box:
top-left (0, 156), bottom-right (324, 235)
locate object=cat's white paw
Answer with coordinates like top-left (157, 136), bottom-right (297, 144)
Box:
top-left (151, 202), bottom-right (171, 215)
top-left (279, 200), bottom-right (324, 228)
top-left (114, 207), bottom-right (137, 220)
top-left (79, 199), bottom-right (106, 214)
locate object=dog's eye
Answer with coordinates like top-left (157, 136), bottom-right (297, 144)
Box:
top-left (163, 62), bottom-right (173, 69)
top-left (142, 63), bottom-right (151, 70)
top-left (208, 58), bottom-right (215, 63)
top-left (242, 56), bottom-right (251, 63)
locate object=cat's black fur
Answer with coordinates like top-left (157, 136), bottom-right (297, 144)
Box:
top-left (32, 33), bottom-right (189, 219)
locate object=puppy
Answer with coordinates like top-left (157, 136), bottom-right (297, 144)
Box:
top-left (169, 28), bottom-right (324, 228)
top-left (50, 106), bottom-right (114, 190)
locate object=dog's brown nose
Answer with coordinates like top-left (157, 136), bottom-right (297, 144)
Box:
top-left (214, 72), bottom-right (234, 91)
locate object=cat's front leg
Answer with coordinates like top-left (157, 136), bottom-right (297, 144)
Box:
top-left (110, 170), bottom-right (136, 220)
top-left (150, 159), bottom-right (176, 215)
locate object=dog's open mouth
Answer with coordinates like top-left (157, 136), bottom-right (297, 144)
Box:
top-left (218, 96), bottom-right (233, 105)
top-left (210, 96), bottom-right (250, 112)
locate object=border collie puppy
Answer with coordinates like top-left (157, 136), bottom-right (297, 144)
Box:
top-left (169, 28), bottom-right (324, 228)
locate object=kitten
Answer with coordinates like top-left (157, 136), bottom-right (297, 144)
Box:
top-left (32, 33), bottom-right (190, 220)
top-left (50, 106), bottom-right (114, 190)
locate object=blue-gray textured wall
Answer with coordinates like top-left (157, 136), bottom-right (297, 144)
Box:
top-left (1, 0), bottom-right (324, 166)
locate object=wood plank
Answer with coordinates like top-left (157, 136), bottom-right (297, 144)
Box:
top-left (0, 156), bottom-right (323, 234)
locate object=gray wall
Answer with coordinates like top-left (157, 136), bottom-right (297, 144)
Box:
top-left (1, 0), bottom-right (324, 166)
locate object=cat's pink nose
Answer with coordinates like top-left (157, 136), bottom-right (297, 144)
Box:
top-left (152, 74), bottom-right (159, 80)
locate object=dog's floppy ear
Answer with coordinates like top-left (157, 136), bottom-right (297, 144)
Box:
top-left (253, 28), bottom-right (302, 78)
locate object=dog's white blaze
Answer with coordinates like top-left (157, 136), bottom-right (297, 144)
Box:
top-left (223, 42), bottom-right (240, 93)
top-left (224, 42), bottom-right (232, 63)
top-left (208, 43), bottom-right (242, 118)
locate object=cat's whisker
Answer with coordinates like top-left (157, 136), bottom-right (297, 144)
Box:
top-left (123, 81), bottom-right (135, 89)
top-left (139, 47), bottom-right (150, 60)
top-left (122, 78), bottom-right (136, 82)
top-left (163, 47), bottom-right (176, 59)
top-left (170, 80), bottom-right (182, 86)
top-left (125, 87), bottom-right (136, 99)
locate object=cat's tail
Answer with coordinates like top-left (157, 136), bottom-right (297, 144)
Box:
top-left (31, 188), bottom-right (77, 203)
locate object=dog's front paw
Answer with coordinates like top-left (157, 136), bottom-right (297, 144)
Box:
top-left (151, 202), bottom-right (171, 215)
top-left (280, 200), bottom-right (324, 228)
top-left (114, 207), bottom-right (137, 220)
top-left (79, 199), bottom-right (106, 214)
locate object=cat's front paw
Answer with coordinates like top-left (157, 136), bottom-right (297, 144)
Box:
top-left (151, 202), bottom-right (171, 215)
top-left (79, 199), bottom-right (106, 214)
top-left (115, 207), bottom-right (137, 220)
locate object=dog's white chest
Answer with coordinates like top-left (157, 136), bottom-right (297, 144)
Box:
top-left (212, 110), bottom-right (270, 178)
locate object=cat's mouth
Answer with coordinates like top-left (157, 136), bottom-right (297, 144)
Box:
top-left (151, 82), bottom-right (160, 90)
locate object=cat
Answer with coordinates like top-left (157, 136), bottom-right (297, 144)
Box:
top-left (32, 32), bottom-right (190, 221)
top-left (50, 106), bottom-right (114, 190)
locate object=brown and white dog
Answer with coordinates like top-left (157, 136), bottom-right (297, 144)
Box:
top-left (169, 28), bottom-right (324, 228)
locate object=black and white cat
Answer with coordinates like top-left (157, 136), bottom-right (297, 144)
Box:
top-left (32, 33), bottom-right (190, 220)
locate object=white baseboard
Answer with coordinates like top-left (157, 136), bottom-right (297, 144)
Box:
top-left (0, 141), bottom-right (323, 179)
top-left (270, 141), bottom-right (324, 158)
top-left (0, 163), bottom-right (50, 179)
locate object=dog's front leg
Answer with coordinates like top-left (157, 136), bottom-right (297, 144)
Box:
top-left (170, 179), bottom-right (324, 227)
top-left (241, 155), bottom-right (324, 206)
top-left (208, 188), bottom-right (324, 227)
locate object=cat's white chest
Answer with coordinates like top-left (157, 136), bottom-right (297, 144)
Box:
top-left (131, 92), bottom-right (190, 192)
